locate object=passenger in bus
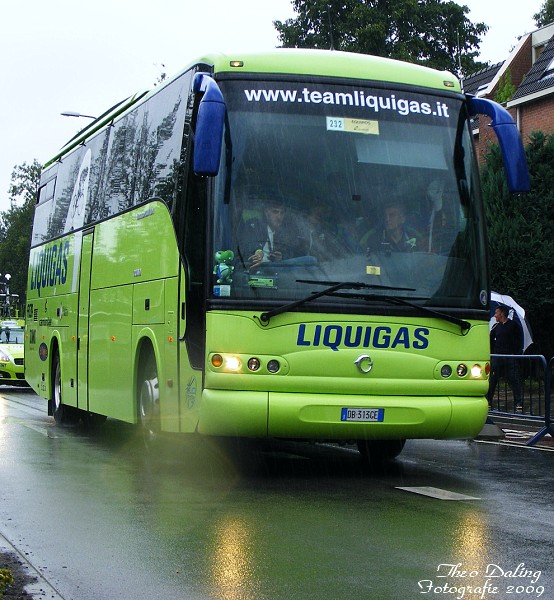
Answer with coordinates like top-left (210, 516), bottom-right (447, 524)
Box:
top-left (426, 179), bottom-right (458, 254)
top-left (360, 201), bottom-right (419, 254)
top-left (324, 171), bottom-right (368, 251)
top-left (239, 199), bottom-right (308, 269)
top-left (303, 204), bottom-right (352, 261)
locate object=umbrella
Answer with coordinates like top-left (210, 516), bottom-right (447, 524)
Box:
top-left (489, 291), bottom-right (533, 352)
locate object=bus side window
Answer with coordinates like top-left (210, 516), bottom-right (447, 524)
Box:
top-left (38, 177), bottom-right (56, 205)
top-left (32, 177), bottom-right (57, 245)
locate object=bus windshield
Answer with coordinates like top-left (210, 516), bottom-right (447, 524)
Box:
top-left (211, 78), bottom-right (487, 311)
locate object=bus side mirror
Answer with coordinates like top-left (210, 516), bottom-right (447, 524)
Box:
top-left (193, 73), bottom-right (226, 177)
top-left (468, 97), bottom-right (530, 193)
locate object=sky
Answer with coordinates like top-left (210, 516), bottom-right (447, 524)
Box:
top-left (0, 0), bottom-right (546, 212)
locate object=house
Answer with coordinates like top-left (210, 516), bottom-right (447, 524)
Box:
top-left (463, 22), bottom-right (554, 163)
top-left (508, 22), bottom-right (554, 139)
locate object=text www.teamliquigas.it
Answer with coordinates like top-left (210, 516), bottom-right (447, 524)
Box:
top-left (243, 88), bottom-right (450, 118)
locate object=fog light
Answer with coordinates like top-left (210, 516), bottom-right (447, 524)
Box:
top-left (225, 356), bottom-right (241, 371)
top-left (457, 364), bottom-right (468, 377)
top-left (441, 365), bottom-right (452, 378)
top-left (248, 357), bottom-right (261, 371)
top-left (267, 359), bottom-right (280, 373)
top-left (212, 354), bottom-right (223, 368)
top-left (471, 364), bottom-right (482, 378)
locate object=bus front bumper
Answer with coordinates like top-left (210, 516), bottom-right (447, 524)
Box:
top-left (198, 390), bottom-right (488, 440)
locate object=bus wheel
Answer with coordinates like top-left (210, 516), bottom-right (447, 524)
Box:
top-left (357, 439), bottom-right (406, 464)
top-left (137, 350), bottom-right (160, 445)
top-left (51, 352), bottom-right (78, 425)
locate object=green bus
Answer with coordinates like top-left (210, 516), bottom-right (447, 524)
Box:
top-left (25, 49), bottom-right (529, 462)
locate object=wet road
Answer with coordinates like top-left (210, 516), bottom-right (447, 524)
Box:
top-left (1, 388), bottom-right (553, 600)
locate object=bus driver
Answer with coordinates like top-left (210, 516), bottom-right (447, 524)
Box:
top-left (240, 199), bottom-right (307, 269)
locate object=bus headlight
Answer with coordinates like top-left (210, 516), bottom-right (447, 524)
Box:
top-left (456, 364), bottom-right (468, 377)
top-left (210, 353), bottom-right (286, 374)
top-left (471, 364), bottom-right (483, 378)
top-left (210, 354), bottom-right (241, 371)
top-left (440, 365), bottom-right (452, 378)
top-left (247, 357), bottom-right (261, 372)
top-left (267, 359), bottom-right (280, 373)
top-left (225, 356), bottom-right (241, 371)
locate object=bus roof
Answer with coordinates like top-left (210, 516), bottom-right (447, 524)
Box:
top-left (45, 49), bottom-right (460, 168)
top-left (197, 49), bottom-right (460, 91)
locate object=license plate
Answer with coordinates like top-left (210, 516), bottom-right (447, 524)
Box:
top-left (341, 408), bottom-right (384, 422)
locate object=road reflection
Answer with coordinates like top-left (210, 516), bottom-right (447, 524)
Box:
top-left (210, 516), bottom-right (257, 600)
top-left (452, 509), bottom-right (491, 573)
top-left (74, 426), bottom-right (412, 598)
top-left (3, 391), bottom-right (552, 600)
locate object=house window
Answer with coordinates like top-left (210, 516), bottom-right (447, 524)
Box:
top-left (541, 55), bottom-right (554, 80)
top-left (475, 84), bottom-right (488, 97)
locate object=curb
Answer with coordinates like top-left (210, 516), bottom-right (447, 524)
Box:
top-left (475, 417), bottom-right (506, 440)
top-left (0, 532), bottom-right (64, 599)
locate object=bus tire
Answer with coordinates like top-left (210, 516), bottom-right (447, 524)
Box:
top-left (137, 348), bottom-right (160, 445)
top-left (51, 351), bottom-right (78, 425)
top-left (357, 439), bottom-right (406, 464)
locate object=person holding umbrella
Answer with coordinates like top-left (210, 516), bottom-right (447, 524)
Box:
top-left (487, 305), bottom-right (524, 411)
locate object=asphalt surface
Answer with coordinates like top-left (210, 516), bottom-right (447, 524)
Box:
top-left (2, 389), bottom-right (553, 599)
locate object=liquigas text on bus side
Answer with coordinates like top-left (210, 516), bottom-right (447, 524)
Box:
top-left (30, 240), bottom-right (70, 295)
top-left (296, 324), bottom-right (430, 352)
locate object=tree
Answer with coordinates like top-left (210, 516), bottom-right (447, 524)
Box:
top-left (481, 132), bottom-right (554, 357)
top-left (0, 160), bottom-right (41, 310)
top-left (153, 63), bottom-right (167, 87)
top-left (274, 0), bottom-right (489, 78)
top-left (494, 69), bottom-right (517, 105)
top-left (4, 160), bottom-right (41, 209)
top-left (534, 0), bottom-right (554, 27)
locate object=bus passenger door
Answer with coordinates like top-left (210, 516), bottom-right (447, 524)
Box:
top-left (177, 164), bottom-right (207, 432)
top-left (178, 261), bottom-right (202, 432)
top-left (77, 230), bottom-right (94, 411)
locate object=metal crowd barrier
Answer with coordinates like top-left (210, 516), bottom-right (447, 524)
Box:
top-left (488, 354), bottom-right (554, 446)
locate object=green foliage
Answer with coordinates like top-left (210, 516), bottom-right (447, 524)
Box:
top-left (4, 160), bottom-right (41, 209)
top-left (153, 62), bottom-right (167, 87)
top-left (481, 132), bottom-right (554, 357)
top-left (274, 0), bottom-right (489, 78)
top-left (0, 160), bottom-right (41, 309)
top-left (0, 568), bottom-right (15, 597)
top-left (494, 69), bottom-right (517, 105)
top-left (534, 0), bottom-right (554, 27)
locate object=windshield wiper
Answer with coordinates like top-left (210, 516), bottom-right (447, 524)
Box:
top-left (259, 279), bottom-right (471, 333)
top-left (326, 290), bottom-right (471, 332)
top-left (260, 280), bottom-right (414, 323)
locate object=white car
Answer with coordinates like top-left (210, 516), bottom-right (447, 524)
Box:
top-left (0, 320), bottom-right (27, 386)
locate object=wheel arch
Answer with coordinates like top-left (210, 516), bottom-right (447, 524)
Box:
top-left (133, 328), bottom-right (163, 420)
top-left (47, 334), bottom-right (62, 415)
